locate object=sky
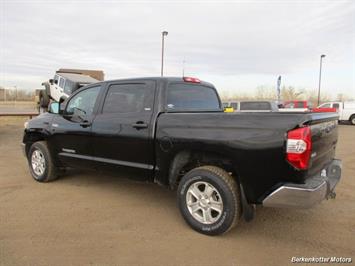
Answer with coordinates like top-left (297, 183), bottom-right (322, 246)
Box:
top-left (1, 0), bottom-right (354, 98)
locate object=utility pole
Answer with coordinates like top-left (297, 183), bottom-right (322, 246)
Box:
top-left (317, 54), bottom-right (326, 106)
top-left (161, 31), bottom-right (168, 76)
top-left (277, 76), bottom-right (281, 103)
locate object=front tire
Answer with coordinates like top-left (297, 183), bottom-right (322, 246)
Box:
top-left (28, 141), bottom-right (59, 182)
top-left (177, 166), bottom-right (241, 235)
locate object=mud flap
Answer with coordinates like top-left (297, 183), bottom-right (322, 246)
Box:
top-left (240, 184), bottom-right (255, 222)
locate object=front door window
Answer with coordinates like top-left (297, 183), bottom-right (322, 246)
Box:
top-left (65, 86), bottom-right (101, 122)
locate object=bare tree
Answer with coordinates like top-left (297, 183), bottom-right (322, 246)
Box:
top-left (255, 86), bottom-right (276, 100)
top-left (281, 86), bottom-right (305, 101)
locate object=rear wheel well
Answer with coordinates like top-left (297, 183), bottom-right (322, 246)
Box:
top-left (168, 151), bottom-right (238, 190)
top-left (169, 151), bottom-right (255, 222)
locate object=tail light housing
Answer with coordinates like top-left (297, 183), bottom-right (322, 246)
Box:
top-left (286, 126), bottom-right (312, 170)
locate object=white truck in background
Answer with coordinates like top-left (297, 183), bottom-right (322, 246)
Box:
top-left (318, 101), bottom-right (355, 125)
top-left (222, 101), bottom-right (279, 112)
top-left (38, 69), bottom-right (104, 112)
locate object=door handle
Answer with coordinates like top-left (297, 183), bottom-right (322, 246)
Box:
top-left (80, 121), bottom-right (92, 128)
top-left (132, 122), bottom-right (148, 129)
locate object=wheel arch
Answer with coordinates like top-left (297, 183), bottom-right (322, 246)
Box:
top-left (168, 149), bottom-right (241, 190)
top-left (23, 131), bottom-right (49, 157)
top-left (168, 150), bottom-right (255, 222)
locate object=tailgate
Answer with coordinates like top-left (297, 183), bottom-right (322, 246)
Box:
top-left (305, 113), bottom-right (339, 176)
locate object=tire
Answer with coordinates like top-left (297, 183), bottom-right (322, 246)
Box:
top-left (42, 81), bottom-right (51, 96)
top-left (39, 106), bottom-right (47, 114)
top-left (350, 115), bottom-right (355, 125)
top-left (177, 165), bottom-right (241, 235)
top-left (28, 141), bottom-right (59, 182)
top-left (39, 90), bottom-right (49, 108)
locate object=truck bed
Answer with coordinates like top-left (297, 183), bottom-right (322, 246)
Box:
top-left (156, 111), bottom-right (339, 203)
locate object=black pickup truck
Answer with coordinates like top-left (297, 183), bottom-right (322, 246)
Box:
top-left (22, 77), bottom-right (342, 235)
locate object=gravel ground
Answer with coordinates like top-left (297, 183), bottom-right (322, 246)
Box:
top-left (0, 102), bottom-right (37, 113)
top-left (0, 117), bottom-right (354, 266)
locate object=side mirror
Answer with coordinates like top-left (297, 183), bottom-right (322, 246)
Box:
top-left (49, 79), bottom-right (54, 85)
top-left (54, 79), bottom-right (58, 85)
top-left (59, 97), bottom-right (67, 114)
top-left (49, 102), bottom-right (60, 114)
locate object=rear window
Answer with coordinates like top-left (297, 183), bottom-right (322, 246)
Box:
top-left (167, 83), bottom-right (220, 111)
top-left (240, 102), bottom-right (271, 110)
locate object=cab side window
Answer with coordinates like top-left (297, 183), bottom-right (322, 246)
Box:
top-left (320, 103), bottom-right (331, 108)
top-left (59, 77), bottom-right (65, 88)
top-left (102, 83), bottom-right (154, 114)
top-left (54, 75), bottom-right (59, 85)
top-left (66, 86), bottom-right (101, 117)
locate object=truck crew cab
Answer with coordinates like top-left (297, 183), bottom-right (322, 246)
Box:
top-left (22, 77), bottom-right (342, 235)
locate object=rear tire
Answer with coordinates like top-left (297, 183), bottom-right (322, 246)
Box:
top-left (28, 141), bottom-right (59, 182)
top-left (177, 165), bottom-right (241, 235)
top-left (350, 115), bottom-right (355, 125)
top-left (39, 90), bottom-right (49, 108)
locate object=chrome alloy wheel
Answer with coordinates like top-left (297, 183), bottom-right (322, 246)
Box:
top-left (31, 150), bottom-right (46, 177)
top-left (186, 181), bottom-right (224, 224)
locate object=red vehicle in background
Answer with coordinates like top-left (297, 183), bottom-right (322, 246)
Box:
top-left (283, 100), bottom-right (311, 109)
top-left (312, 106), bottom-right (337, 113)
top-left (280, 100), bottom-right (336, 113)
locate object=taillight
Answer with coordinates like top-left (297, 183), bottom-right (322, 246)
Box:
top-left (286, 126), bottom-right (312, 170)
top-left (183, 77), bottom-right (201, 83)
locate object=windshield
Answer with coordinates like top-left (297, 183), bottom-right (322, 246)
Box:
top-left (167, 83), bottom-right (220, 111)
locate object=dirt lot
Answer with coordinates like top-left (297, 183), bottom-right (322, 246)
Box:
top-left (0, 117), bottom-right (354, 266)
top-left (0, 102), bottom-right (37, 114)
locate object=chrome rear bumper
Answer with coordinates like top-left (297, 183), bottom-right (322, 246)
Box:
top-left (263, 159), bottom-right (341, 208)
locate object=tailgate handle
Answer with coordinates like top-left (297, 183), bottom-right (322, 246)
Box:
top-left (132, 121), bottom-right (148, 129)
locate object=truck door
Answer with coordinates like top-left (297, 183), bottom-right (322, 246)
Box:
top-left (49, 85), bottom-right (101, 168)
top-left (90, 81), bottom-right (156, 173)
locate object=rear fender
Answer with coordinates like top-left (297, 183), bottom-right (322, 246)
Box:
top-left (168, 150), bottom-right (255, 221)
